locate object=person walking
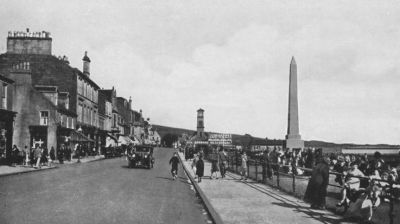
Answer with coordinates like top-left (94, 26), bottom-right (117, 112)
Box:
top-left (58, 145), bottom-right (64, 164)
top-left (169, 152), bottom-right (180, 180)
top-left (304, 156), bottom-right (330, 209)
top-left (34, 145), bottom-right (43, 169)
top-left (30, 146), bottom-right (35, 167)
top-left (192, 153), bottom-right (199, 178)
top-left (24, 146), bottom-right (29, 166)
top-left (49, 146), bottom-right (55, 167)
top-left (218, 146), bottom-right (228, 178)
top-left (210, 149), bottom-right (219, 179)
top-left (196, 154), bottom-right (204, 183)
top-left (11, 145), bottom-right (19, 166)
top-left (240, 151), bottom-right (248, 180)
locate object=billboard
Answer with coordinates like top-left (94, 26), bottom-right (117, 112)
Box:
top-left (208, 133), bottom-right (232, 146)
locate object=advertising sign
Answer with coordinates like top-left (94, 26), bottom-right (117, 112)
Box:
top-left (208, 133), bottom-right (232, 146)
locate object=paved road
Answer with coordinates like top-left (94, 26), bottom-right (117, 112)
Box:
top-left (0, 148), bottom-right (210, 224)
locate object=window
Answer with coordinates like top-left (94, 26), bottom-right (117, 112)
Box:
top-left (1, 84), bottom-right (7, 109)
top-left (94, 110), bottom-right (97, 127)
top-left (60, 114), bottom-right (64, 126)
top-left (40, 111), bottom-right (49, 125)
top-left (77, 104), bottom-right (82, 122)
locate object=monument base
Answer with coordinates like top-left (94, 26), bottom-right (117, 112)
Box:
top-left (285, 138), bottom-right (304, 150)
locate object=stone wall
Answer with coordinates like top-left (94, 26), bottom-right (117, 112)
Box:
top-left (7, 37), bottom-right (52, 55)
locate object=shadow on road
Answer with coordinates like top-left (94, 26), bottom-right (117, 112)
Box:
top-left (120, 165), bottom-right (151, 170)
top-left (156, 176), bottom-right (174, 181)
top-left (271, 202), bottom-right (347, 224)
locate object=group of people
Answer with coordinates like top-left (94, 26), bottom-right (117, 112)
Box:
top-left (9, 144), bottom-right (54, 168)
top-left (302, 150), bottom-right (400, 222)
top-left (5, 143), bottom-right (95, 168)
top-left (171, 146), bottom-right (232, 183)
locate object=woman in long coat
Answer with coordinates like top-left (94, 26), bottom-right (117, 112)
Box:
top-left (304, 156), bottom-right (330, 209)
top-left (196, 154), bottom-right (204, 183)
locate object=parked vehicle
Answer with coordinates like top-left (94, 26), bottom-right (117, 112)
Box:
top-left (104, 146), bottom-right (117, 158)
top-left (127, 145), bottom-right (154, 169)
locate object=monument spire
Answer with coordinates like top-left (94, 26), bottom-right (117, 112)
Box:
top-left (285, 56), bottom-right (304, 150)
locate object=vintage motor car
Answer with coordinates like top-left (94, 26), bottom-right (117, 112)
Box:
top-left (127, 145), bottom-right (154, 169)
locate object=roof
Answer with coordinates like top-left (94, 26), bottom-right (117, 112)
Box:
top-left (0, 53), bottom-right (100, 89)
top-left (0, 74), bottom-right (14, 84)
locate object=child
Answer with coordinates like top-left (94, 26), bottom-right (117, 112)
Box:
top-left (196, 154), bottom-right (204, 183)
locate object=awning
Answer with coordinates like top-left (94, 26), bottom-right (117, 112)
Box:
top-left (130, 136), bottom-right (141, 145)
top-left (70, 130), bottom-right (95, 143)
top-left (106, 135), bottom-right (118, 147)
top-left (107, 133), bottom-right (118, 141)
top-left (118, 135), bottom-right (134, 145)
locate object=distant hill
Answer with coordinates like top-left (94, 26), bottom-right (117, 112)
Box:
top-left (152, 124), bottom-right (399, 149)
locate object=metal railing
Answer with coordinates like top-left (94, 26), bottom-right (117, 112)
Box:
top-left (223, 152), bottom-right (399, 224)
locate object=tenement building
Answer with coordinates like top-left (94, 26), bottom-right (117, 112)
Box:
top-left (0, 29), bottom-right (100, 154)
top-left (0, 73), bottom-right (17, 162)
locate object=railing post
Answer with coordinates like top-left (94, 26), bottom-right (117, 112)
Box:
top-left (389, 181), bottom-right (394, 224)
top-left (276, 164), bottom-right (280, 187)
top-left (256, 159), bottom-right (258, 182)
top-left (244, 160), bottom-right (250, 179)
top-left (235, 150), bottom-right (238, 173)
top-left (292, 165), bottom-right (296, 193)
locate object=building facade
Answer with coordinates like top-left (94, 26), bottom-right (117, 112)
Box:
top-left (0, 74), bottom-right (16, 162)
top-left (0, 29), bottom-right (100, 154)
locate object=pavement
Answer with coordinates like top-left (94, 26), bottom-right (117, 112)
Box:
top-left (0, 155), bottom-right (104, 177)
top-left (0, 148), bottom-right (211, 224)
top-left (178, 152), bottom-right (357, 224)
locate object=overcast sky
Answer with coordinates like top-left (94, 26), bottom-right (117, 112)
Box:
top-left (1, 0), bottom-right (399, 144)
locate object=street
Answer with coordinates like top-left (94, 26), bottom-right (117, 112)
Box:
top-left (0, 147), bottom-right (211, 224)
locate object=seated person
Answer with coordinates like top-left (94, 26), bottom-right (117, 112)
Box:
top-left (337, 162), bottom-right (365, 206)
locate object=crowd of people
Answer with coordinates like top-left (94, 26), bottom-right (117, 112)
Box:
top-left (5, 143), bottom-right (98, 168)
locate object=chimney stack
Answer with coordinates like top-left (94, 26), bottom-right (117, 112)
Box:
top-left (82, 51), bottom-right (91, 76)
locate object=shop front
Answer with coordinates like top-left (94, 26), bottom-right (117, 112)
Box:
top-left (0, 109), bottom-right (17, 164)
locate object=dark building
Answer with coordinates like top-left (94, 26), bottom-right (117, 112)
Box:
top-left (2, 62), bottom-right (77, 154)
top-left (0, 73), bottom-right (17, 162)
top-left (0, 29), bottom-right (100, 153)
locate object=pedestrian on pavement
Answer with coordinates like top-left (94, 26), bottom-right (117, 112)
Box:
top-left (169, 152), bottom-right (180, 180)
top-left (218, 146), bottom-right (228, 178)
top-left (30, 146), bottom-right (35, 167)
top-left (41, 147), bottom-right (48, 166)
top-left (34, 145), bottom-right (43, 169)
top-left (58, 145), bottom-right (64, 164)
top-left (18, 146), bottom-right (25, 165)
top-left (262, 149), bottom-right (273, 181)
top-left (196, 154), bottom-right (204, 183)
top-left (11, 145), bottom-right (19, 166)
top-left (24, 146), bottom-right (29, 166)
top-left (49, 146), bottom-right (55, 167)
top-left (192, 153), bottom-right (199, 178)
top-left (211, 149), bottom-right (219, 179)
top-left (304, 155), bottom-right (330, 210)
top-left (240, 151), bottom-right (248, 180)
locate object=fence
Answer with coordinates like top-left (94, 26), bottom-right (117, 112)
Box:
top-left (223, 151), bottom-right (399, 224)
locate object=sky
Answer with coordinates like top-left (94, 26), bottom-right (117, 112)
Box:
top-left (0, 0), bottom-right (399, 144)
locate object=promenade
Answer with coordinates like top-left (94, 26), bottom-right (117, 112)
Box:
top-left (178, 152), bottom-right (356, 224)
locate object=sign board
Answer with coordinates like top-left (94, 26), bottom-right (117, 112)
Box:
top-left (208, 133), bottom-right (232, 146)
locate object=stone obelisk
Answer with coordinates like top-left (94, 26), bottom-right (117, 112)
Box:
top-left (285, 56), bottom-right (304, 150)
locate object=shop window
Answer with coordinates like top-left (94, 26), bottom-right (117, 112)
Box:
top-left (40, 111), bottom-right (49, 126)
